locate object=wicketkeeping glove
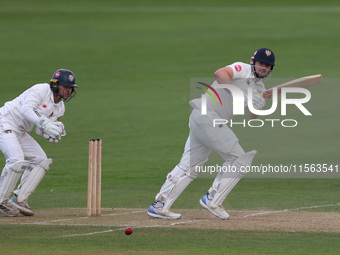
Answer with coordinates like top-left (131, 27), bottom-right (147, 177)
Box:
top-left (56, 121), bottom-right (66, 137)
top-left (43, 133), bottom-right (61, 143)
top-left (36, 116), bottom-right (63, 139)
top-left (43, 121), bottom-right (66, 143)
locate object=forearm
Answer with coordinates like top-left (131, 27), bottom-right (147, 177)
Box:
top-left (21, 106), bottom-right (40, 125)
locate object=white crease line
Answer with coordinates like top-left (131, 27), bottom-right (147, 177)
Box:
top-left (170, 219), bottom-right (209, 226)
top-left (104, 210), bottom-right (145, 217)
top-left (243, 203), bottom-right (340, 218)
top-left (58, 224), bottom-right (166, 237)
top-left (19, 222), bottom-right (107, 226)
top-left (58, 219), bottom-right (211, 237)
top-left (59, 228), bottom-right (126, 237)
top-left (67, 208), bottom-right (142, 211)
top-left (20, 210), bottom-right (145, 225)
top-left (30, 219), bottom-right (209, 228)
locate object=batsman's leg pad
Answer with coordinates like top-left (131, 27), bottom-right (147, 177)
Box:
top-left (161, 174), bottom-right (193, 213)
top-left (211, 157), bottom-right (237, 192)
top-left (156, 163), bottom-right (202, 213)
top-left (0, 161), bottom-right (29, 204)
top-left (16, 158), bottom-right (52, 203)
top-left (210, 150), bottom-right (257, 208)
top-left (157, 166), bottom-right (186, 199)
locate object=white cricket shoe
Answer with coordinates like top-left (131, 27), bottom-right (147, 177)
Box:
top-left (11, 194), bottom-right (35, 216)
top-left (200, 193), bottom-right (230, 220)
top-left (147, 201), bottom-right (181, 219)
top-left (0, 199), bottom-right (20, 217)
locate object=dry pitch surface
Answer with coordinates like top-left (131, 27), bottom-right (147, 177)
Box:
top-left (1, 207), bottom-right (339, 234)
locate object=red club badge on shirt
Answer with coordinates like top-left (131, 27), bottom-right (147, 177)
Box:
top-left (43, 105), bottom-right (47, 108)
top-left (234, 65), bottom-right (242, 72)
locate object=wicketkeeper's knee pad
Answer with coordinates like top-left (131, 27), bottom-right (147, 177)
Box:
top-left (0, 161), bottom-right (29, 204)
top-left (17, 158), bottom-right (53, 203)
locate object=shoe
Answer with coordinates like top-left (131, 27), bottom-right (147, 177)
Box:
top-left (200, 193), bottom-right (230, 220)
top-left (0, 199), bottom-right (20, 217)
top-left (147, 201), bottom-right (181, 219)
top-left (11, 194), bottom-right (35, 216)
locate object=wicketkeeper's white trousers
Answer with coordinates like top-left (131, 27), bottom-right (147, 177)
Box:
top-left (0, 121), bottom-right (47, 192)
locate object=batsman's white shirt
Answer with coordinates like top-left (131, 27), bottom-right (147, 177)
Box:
top-left (175, 62), bottom-right (268, 173)
top-left (190, 62), bottom-right (266, 120)
top-left (0, 83), bottom-right (64, 134)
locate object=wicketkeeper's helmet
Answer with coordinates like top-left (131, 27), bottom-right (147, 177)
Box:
top-left (50, 69), bottom-right (78, 101)
top-left (250, 48), bottom-right (275, 78)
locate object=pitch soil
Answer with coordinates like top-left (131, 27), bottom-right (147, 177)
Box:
top-left (1, 208), bottom-right (339, 233)
top-left (0, 208), bottom-right (340, 232)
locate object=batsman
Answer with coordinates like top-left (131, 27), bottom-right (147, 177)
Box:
top-left (148, 48), bottom-right (275, 220)
top-left (0, 69), bottom-right (77, 217)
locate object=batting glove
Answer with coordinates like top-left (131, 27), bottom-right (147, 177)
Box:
top-left (252, 91), bottom-right (266, 110)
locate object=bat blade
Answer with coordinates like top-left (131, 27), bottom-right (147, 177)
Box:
top-left (262, 74), bottom-right (323, 99)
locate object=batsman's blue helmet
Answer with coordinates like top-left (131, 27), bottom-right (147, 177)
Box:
top-left (250, 48), bottom-right (275, 70)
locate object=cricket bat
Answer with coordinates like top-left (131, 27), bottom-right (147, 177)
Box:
top-left (262, 74), bottom-right (323, 99)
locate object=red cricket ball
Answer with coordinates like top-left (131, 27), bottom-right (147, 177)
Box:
top-left (125, 227), bottom-right (133, 235)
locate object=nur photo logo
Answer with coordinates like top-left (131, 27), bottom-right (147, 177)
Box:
top-left (194, 75), bottom-right (323, 128)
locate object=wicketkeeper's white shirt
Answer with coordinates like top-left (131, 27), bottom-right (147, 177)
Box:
top-left (0, 83), bottom-right (65, 134)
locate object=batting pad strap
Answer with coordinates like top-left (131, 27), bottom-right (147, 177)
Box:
top-left (0, 161), bottom-right (29, 204)
top-left (16, 158), bottom-right (53, 203)
top-left (166, 172), bottom-right (180, 184)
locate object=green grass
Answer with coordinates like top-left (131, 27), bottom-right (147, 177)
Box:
top-left (0, 225), bottom-right (340, 255)
top-left (0, 0), bottom-right (339, 254)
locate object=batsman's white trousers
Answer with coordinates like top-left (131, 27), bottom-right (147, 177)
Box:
top-left (159, 108), bottom-right (245, 196)
top-left (189, 108), bottom-right (244, 163)
top-left (0, 121), bottom-right (47, 191)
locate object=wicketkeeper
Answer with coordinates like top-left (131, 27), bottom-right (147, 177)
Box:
top-left (148, 48), bottom-right (275, 219)
top-left (0, 69), bottom-right (77, 217)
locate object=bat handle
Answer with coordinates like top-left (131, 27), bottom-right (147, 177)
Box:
top-left (262, 88), bottom-right (281, 99)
